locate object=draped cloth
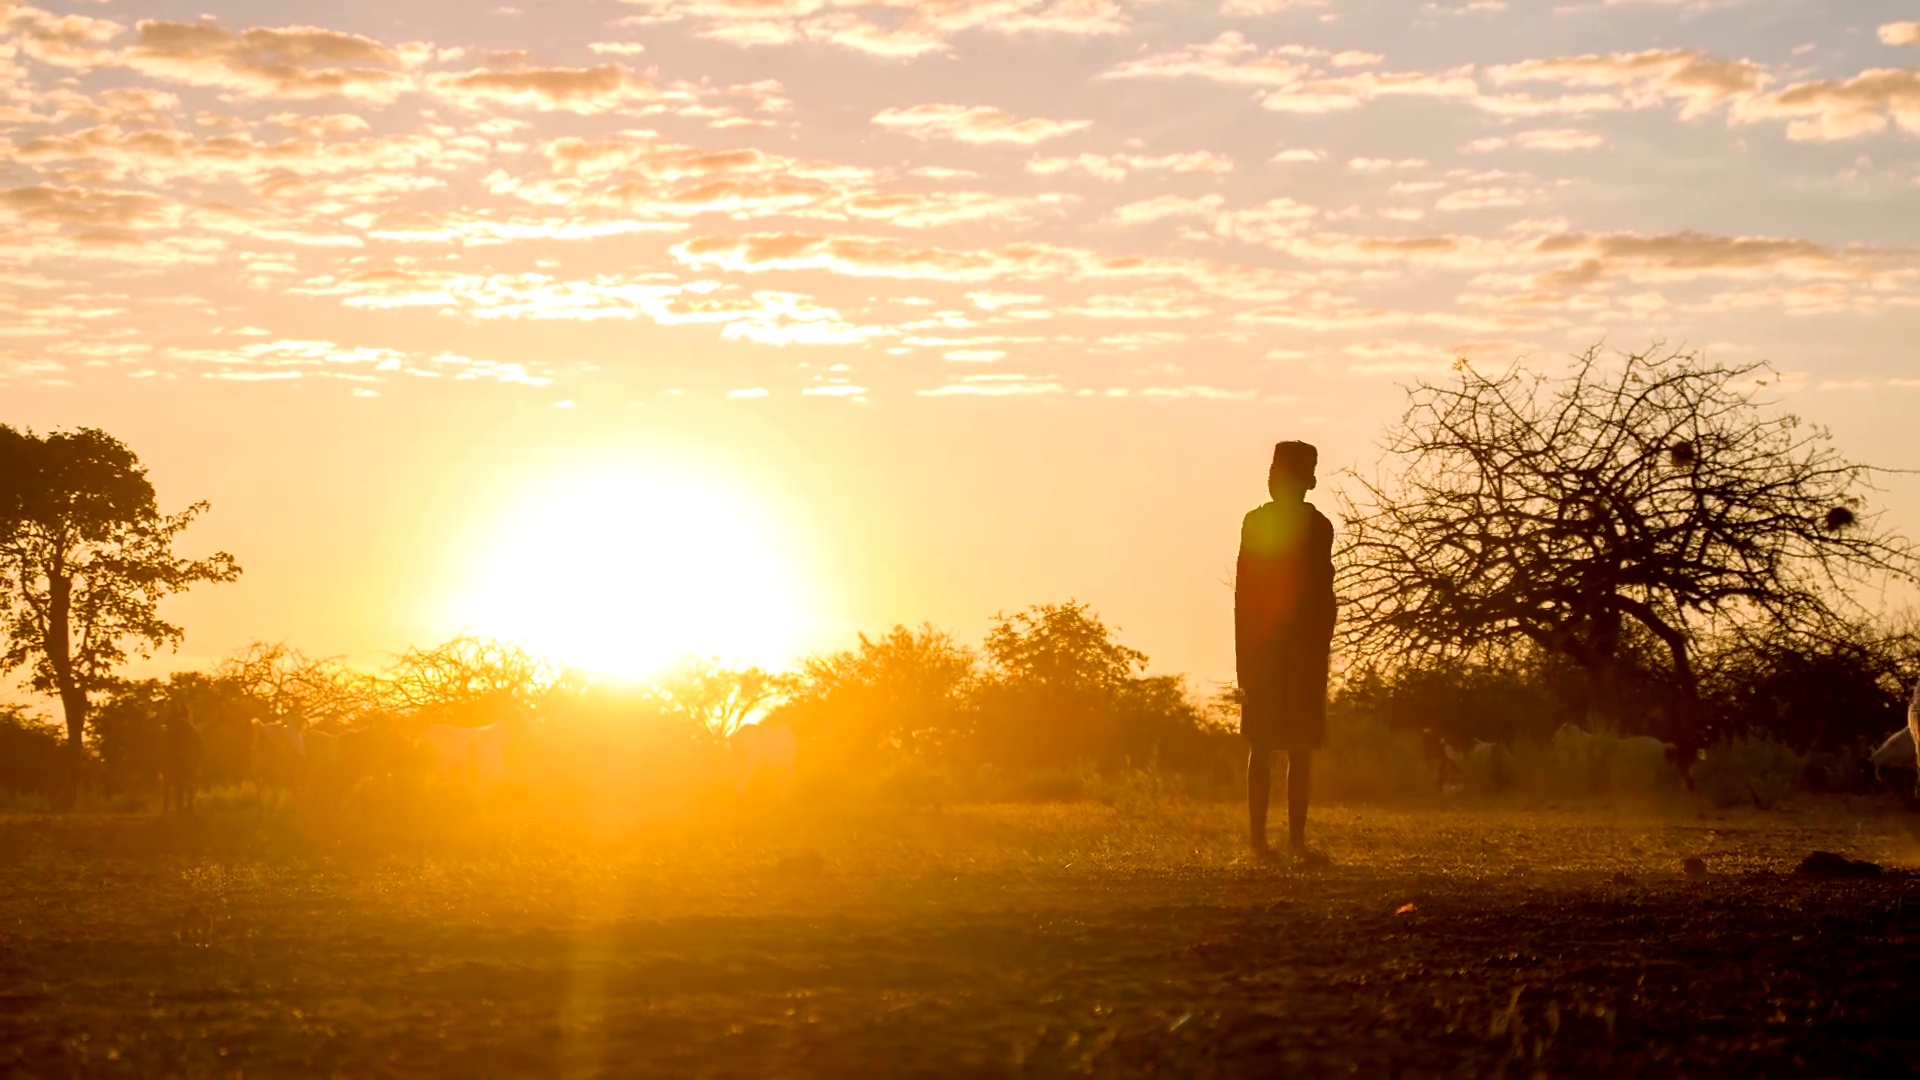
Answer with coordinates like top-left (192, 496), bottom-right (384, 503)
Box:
top-left (1235, 500), bottom-right (1336, 751)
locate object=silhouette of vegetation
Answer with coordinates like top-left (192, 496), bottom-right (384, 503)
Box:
top-left (777, 624), bottom-right (977, 761)
top-left (644, 656), bottom-right (791, 744)
top-left (1699, 617), bottom-right (1920, 755)
top-left (384, 635), bottom-right (553, 728)
top-left (1337, 345), bottom-right (1916, 745)
top-left (0, 426), bottom-right (240, 806)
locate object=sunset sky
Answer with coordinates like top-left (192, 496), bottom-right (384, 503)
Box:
top-left (4, 0), bottom-right (1919, 692)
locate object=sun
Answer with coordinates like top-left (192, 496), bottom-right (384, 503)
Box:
top-left (457, 464), bottom-right (811, 681)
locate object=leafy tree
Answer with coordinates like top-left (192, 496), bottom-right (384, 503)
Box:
top-left (983, 600), bottom-right (1147, 697)
top-left (778, 624), bottom-right (977, 758)
top-left (975, 601), bottom-right (1152, 770)
top-left (0, 704), bottom-right (63, 798)
top-left (0, 426), bottom-right (240, 804)
top-left (1337, 346), bottom-right (1915, 741)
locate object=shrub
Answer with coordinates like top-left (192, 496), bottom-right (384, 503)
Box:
top-left (1695, 735), bottom-right (1805, 809)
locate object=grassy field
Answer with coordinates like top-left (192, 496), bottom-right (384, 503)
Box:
top-left (1, 796), bottom-right (1916, 1077)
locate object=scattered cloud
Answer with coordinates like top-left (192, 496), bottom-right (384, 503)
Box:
top-left (872, 104), bottom-right (1091, 145)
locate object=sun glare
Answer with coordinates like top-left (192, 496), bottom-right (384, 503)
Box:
top-left (458, 465), bottom-right (811, 680)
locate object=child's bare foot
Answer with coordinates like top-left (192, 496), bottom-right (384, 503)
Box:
top-left (1289, 844), bottom-right (1332, 867)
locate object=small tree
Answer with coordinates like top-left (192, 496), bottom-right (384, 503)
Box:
top-left (1337, 346), bottom-right (1915, 741)
top-left (0, 426), bottom-right (240, 805)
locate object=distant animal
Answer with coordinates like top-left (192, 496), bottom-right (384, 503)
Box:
top-left (1421, 729), bottom-right (1461, 791)
top-left (196, 713), bottom-right (254, 786)
top-left (1462, 739), bottom-right (1517, 792)
top-left (730, 722), bottom-right (797, 795)
top-left (419, 723), bottom-right (508, 786)
top-left (1910, 679), bottom-right (1920, 796)
top-left (300, 730), bottom-right (346, 802)
top-left (1870, 727), bottom-right (1917, 793)
top-left (159, 712), bottom-right (202, 815)
top-left (342, 725), bottom-right (415, 784)
top-left (251, 720), bottom-right (306, 793)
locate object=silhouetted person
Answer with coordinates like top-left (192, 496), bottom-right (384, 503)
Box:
top-left (1236, 441), bottom-right (1336, 860)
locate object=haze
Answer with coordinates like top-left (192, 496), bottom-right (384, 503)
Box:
top-left (4, 0), bottom-right (1918, 686)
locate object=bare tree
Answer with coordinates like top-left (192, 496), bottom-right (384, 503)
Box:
top-left (215, 642), bottom-right (380, 732)
top-left (1336, 345), bottom-right (1915, 741)
top-left (380, 636), bottom-right (555, 727)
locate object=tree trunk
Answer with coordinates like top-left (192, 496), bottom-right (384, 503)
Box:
top-left (48, 565), bottom-right (81, 810)
top-left (1582, 610), bottom-right (1623, 730)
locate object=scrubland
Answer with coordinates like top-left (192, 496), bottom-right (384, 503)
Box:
top-left (2, 789), bottom-right (1915, 1078)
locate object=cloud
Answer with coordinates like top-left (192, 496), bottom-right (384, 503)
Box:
top-left (427, 63), bottom-right (687, 114)
top-left (1485, 48), bottom-right (1765, 118)
top-left (1348, 157), bottom-right (1428, 172)
top-left (1101, 34), bottom-right (1477, 112)
top-left (1068, 287), bottom-right (1213, 319)
top-left (1514, 127), bottom-right (1604, 150)
top-left (175, 339), bottom-right (554, 387)
top-left (1026, 150), bottom-right (1233, 181)
top-left (0, 183), bottom-right (179, 231)
top-left (14, 125), bottom-right (470, 185)
top-left (615, 0), bottom-right (1126, 59)
top-left (1107, 194), bottom-right (1224, 226)
top-left (1219, 0), bottom-right (1325, 13)
top-left (293, 266), bottom-right (890, 345)
top-left (1530, 229), bottom-right (1901, 284)
top-left (120, 19), bottom-right (418, 102)
top-left (1735, 69), bottom-right (1920, 141)
top-left (872, 104), bottom-right (1090, 145)
top-left (919, 375), bottom-right (1065, 397)
top-left (6, 4), bottom-right (124, 68)
top-left (671, 232), bottom-right (1080, 280)
top-left (1878, 22), bottom-right (1920, 46)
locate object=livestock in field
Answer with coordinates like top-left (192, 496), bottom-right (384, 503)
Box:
top-left (730, 722), bottom-right (797, 795)
top-left (1420, 729), bottom-right (1461, 791)
top-left (419, 723), bottom-right (508, 786)
top-left (252, 720), bottom-right (306, 795)
top-left (159, 714), bottom-right (202, 815)
top-left (1554, 723), bottom-right (1695, 792)
top-left (1462, 739), bottom-right (1517, 793)
top-left (1909, 679), bottom-right (1920, 796)
top-left (196, 713), bottom-right (254, 786)
top-left (1869, 727), bottom-right (1916, 792)
top-left (342, 725), bottom-right (415, 784)
top-left (301, 730), bottom-right (346, 803)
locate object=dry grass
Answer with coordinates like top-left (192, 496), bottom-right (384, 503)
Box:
top-left (1, 797), bottom-right (1916, 1077)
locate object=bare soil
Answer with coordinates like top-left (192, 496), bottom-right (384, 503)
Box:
top-left (1, 801), bottom-right (1916, 1078)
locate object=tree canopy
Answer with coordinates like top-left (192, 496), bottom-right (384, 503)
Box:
top-left (0, 426), bottom-right (239, 801)
top-left (1336, 346), bottom-right (1915, 739)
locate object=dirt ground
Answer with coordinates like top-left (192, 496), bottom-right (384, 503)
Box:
top-left (1, 799), bottom-right (1916, 1078)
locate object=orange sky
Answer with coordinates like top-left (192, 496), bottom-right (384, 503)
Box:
top-left (3, 0), bottom-right (1919, 698)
